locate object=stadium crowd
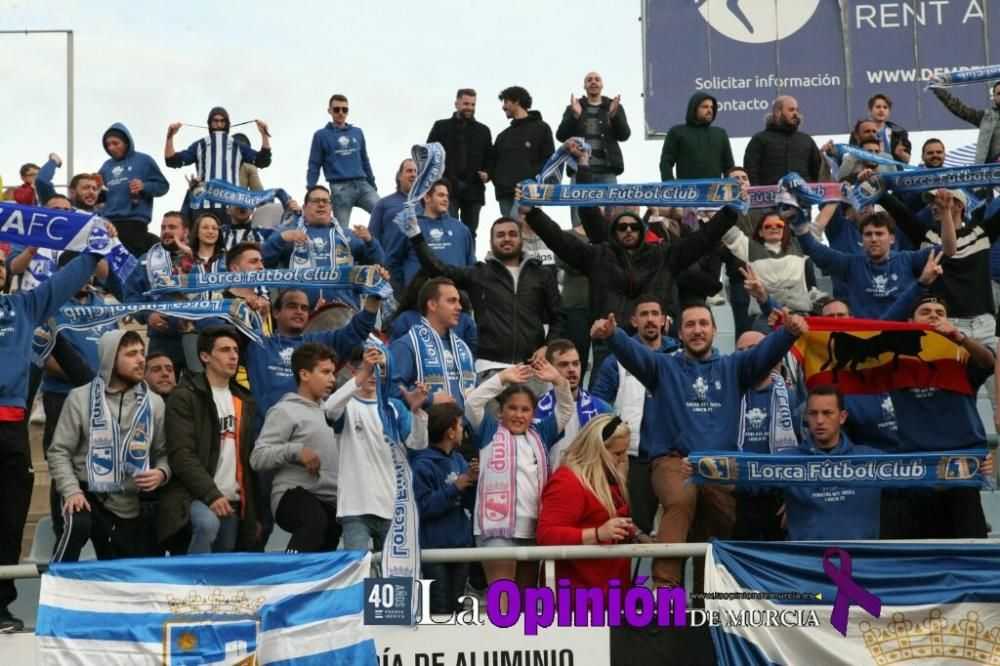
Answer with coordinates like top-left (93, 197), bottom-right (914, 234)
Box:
top-left (1, 73), bottom-right (998, 628)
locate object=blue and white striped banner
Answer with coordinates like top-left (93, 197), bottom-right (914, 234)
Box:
top-left (706, 541), bottom-right (1000, 666)
top-left (36, 551), bottom-right (376, 665)
top-left (925, 64), bottom-right (1000, 89)
top-left (518, 179), bottom-right (748, 212)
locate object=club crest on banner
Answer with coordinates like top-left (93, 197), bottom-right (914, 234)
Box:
top-left (859, 609), bottom-right (1000, 664)
top-left (697, 456), bottom-right (740, 482)
top-left (937, 455), bottom-right (982, 482)
top-left (163, 589), bottom-right (264, 666)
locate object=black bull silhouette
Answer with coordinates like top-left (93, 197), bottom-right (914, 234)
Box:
top-left (820, 330), bottom-right (936, 383)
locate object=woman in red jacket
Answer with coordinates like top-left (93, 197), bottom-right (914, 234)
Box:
top-left (536, 414), bottom-right (636, 594)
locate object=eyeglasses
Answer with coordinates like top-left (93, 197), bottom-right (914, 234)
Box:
top-left (331, 106), bottom-right (349, 113)
top-left (761, 221), bottom-right (785, 230)
top-left (617, 223), bottom-right (642, 232)
top-left (307, 198), bottom-right (332, 205)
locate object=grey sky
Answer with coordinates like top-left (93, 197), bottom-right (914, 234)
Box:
top-left (1, 0), bottom-right (978, 256)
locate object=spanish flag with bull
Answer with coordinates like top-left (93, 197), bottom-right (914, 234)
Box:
top-left (792, 316), bottom-right (972, 395)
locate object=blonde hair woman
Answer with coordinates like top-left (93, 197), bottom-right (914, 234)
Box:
top-left (537, 414), bottom-right (639, 594)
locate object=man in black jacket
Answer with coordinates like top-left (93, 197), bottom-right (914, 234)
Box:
top-left (743, 96), bottom-right (821, 185)
top-left (427, 88), bottom-right (494, 238)
top-left (518, 146), bottom-right (741, 385)
top-left (407, 215), bottom-right (565, 375)
top-left (489, 86), bottom-right (555, 217)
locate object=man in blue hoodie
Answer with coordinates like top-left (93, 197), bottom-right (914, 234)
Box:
top-left (591, 302), bottom-right (807, 591)
top-left (411, 402), bottom-right (478, 614)
top-left (795, 209), bottom-right (935, 319)
top-left (98, 123), bottom-right (170, 257)
top-left (394, 180), bottom-right (476, 285)
top-left (306, 94), bottom-right (378, 229)
top-left (0, 251), bottom-right (99, 631)
top-left (783, 385), bottom-right (882, 541)
top-left (592, 296), bottom-right (679, 536)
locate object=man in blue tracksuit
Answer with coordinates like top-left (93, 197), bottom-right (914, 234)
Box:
top-left (306, 94), bottom-right (378, 229)
top-left (98, 122), bottom-right (170, 257)
top-left (592, 296), bottom-right (679, 536)
top-left (0, 252), bottom-right (100, 631)
top-left (784, 385), bottom-right (882, 541)
top-left (591, 302), bottom-right (807, 591)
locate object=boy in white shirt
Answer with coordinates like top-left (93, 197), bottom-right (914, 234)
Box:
top-left (327, 345), bottom-right (428, 551)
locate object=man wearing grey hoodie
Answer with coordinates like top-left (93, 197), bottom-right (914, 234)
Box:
top-left (48, 329), bottom-right (170, 562)
top-left (250, 342), bottom-right (342, 553)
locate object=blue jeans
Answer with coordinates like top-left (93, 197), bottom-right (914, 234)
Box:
top-left (330, 179), bottom-right (379, 229)
top-left (188, 500), bottom-right (239, 554)
top-left (570, 171), bottom-right (617, 227)
top-left (340, 514), bottom-right (391, 551)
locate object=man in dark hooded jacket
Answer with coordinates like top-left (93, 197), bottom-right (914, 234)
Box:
top-left (743, 96), bottom-right (821, 185)
top-left (489, 86), bottom-right (555, 217)
top-left (659, 92), bottom-right (735, 180)
top-left (519, 144), bottom-right (741, 383)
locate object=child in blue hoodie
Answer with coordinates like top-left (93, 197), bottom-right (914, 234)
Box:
top-left (97, 123), bottom-right (170, 257)
top-left (411, 402), bottom-right (478, 614)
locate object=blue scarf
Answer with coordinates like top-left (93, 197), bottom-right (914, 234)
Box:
top-left (854, 164), bottom-right (1000, 207)
top-left (0, 202), bottom-right (137, 281)
top-left (780, 173), bottom-right (859, 209)
top-left (534, 387), bottom-right (599, 430)
top-left (87, 377), bottom-right (152, 492)
top-left (21, 248), bottom-right (60, 291)
top-left (688, 450), bottom-right (992, 489)
top-left (835, 144), bottom-right (914, 171)
top-left (144, 243), bottom-right (175, 289)
top-left (145, 266), bottom-right (393, 302)
top-left (518, 179), bottom-right (748, 213)
top-left (33, 299), bottom-right (264, 364)
top-left (535, 137), bottom-right (591, 183)
top-left (407, 318), bottom-right (475, 402)
top-left (925, 64), bottom-right (1000, 89)
top-left (392, 143), bottom-right (446, 232)
top-left (365, 335), bottom-right (421, 623)
top-left (736, 372), bottom-right (798, 454)
top-left (190, 179), bottom-right (289, 210)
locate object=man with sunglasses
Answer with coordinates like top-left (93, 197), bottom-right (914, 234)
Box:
top-left (306, 94), bottom-right (379, 230)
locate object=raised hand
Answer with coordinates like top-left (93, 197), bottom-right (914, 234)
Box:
top-left (167, 122), bottom-right (182, 138)
top-left (498, 364), bottom-right (533, 385)
top-left (401, 382), bottom-right (429, 412)
top-left (570, 94), bottom-right (582, 119)
top-left (608, 94), bottom-right (621, 118)
top-left (590, 313), bottom-right (618, 340)
top-left (530, 357), bottom-right (561, 384)
top-left (918, 249), bottom-right (943, 286)
top-left (352, 224), bottom-right (371, 243)
top-left (783, 313), bottom-right (810, 338)
top-left (739, 264), bottom-right (769, 304)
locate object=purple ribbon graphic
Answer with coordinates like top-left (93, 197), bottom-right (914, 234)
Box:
top-left (823, 547), bottom-right (882, 636)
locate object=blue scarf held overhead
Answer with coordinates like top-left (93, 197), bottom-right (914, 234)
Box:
top-left (835, 144), bottom-right (914, 171)
top-left (391, 143), bottom-right (446, 233)
top-left (145, 266), bottom-right (394, 303)
top-left (32, 299), bottom-right (265, 365)
top-left (924, 64), bottom-right (1000, 89)
top-left (190, 179), bottom-right (289, 210)
top-left (853, 164), bottom-right (1000, 207)
top-left (688, 450), bottom-right (992, 489)
top-left (517, 179), bottom-right (749, 213)
top-left (0, 202), bottom-right (137, 281)
top-left (535, 137), bottom-right (591, 183)
top-left (779, 173), bottom-right (860, 209)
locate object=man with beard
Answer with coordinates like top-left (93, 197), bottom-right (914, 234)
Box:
top-left (428, 89), bottom-right (494, 237)
top-left (592, 297), bottom-right (680, 536)
top-left (110, 212), bottom-right (191, 379)
top-left (540, 338), bottom-right (614, 470)
top-left (591, 303), bottom-right (808, 591)
top-left (145, 352), bottom-right (176, 398)
top-left (406, 215), bottom-right (564, 375)
top-left (743, 96), bottom-right (821, 185)
top-left (48, 330), bottom-right (170, 562)
top-left (489, 86), bottom-right (554, 216)
top-left (34, 153), bottom-right (101, 213)
top-left (368, 159), bottom-right (417, 293)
